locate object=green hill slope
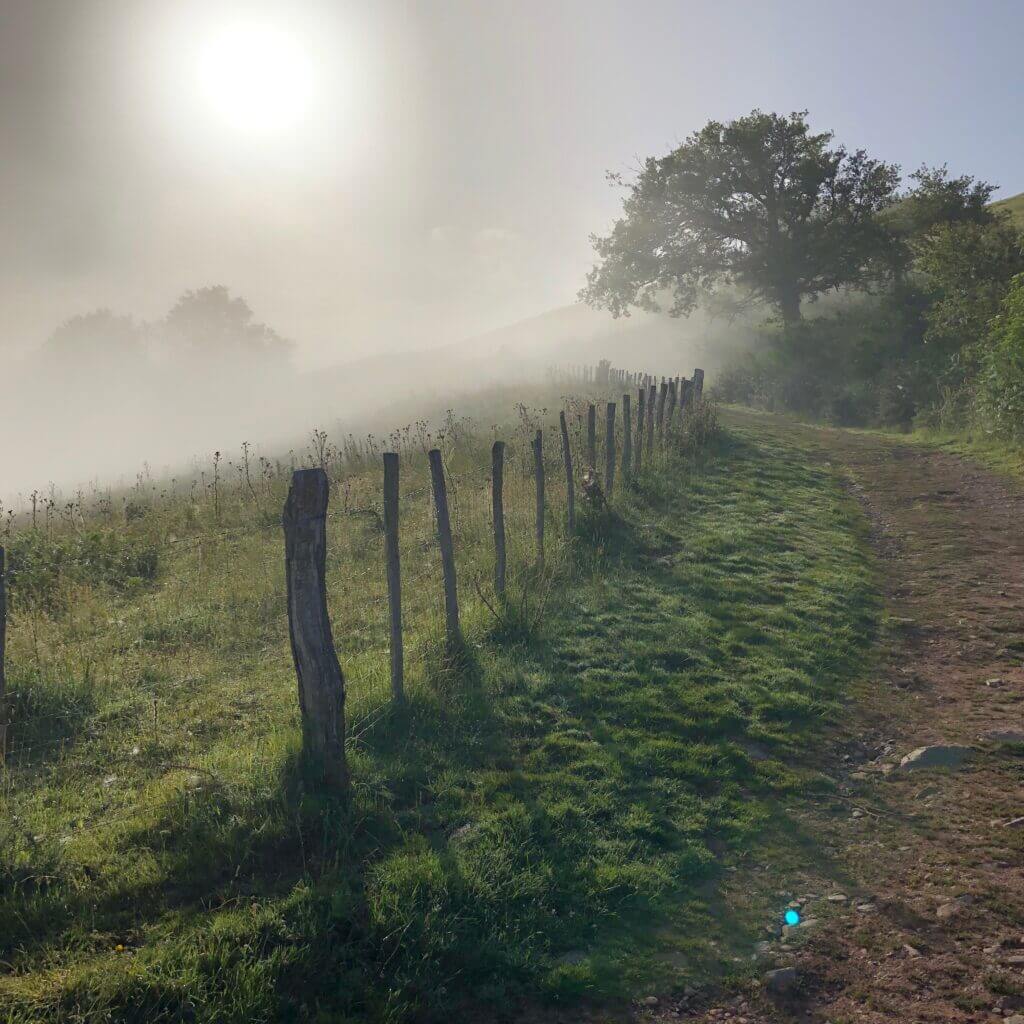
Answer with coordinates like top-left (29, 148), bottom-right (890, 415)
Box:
top-left (0, 383), bottom-right (878, 1022)
top-left (993, 190), bottom-right (1024, 227)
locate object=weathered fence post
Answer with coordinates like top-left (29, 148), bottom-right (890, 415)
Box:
top-left (283, 469), bottom-right (347, 790)
top-left (655, 381), bottom-right (668, 445)
top-left (492, 441), bottom-right (506, 599)
top-left (559, 411), bottom-right (575, 534)
top-left (382, 454), bottom-right (404, 703)
top-left (533, 430), bottom-right (545, 570)
top-left (622, 394), bottom-right (632, 481)
top-left (646, 382), bottom-right (656, 458)
top-left (0, 545), bottom-right (6, 762)
top-left (635, 387), bottom-right (646, 473)
top-left (605, 402), bottom-right (616, 496)
top-left (428, 449), bottom-right (461, 647)
top-left (694, 367), bottom-right (705, 399)
top-left (665, 380), bottom-right (678, 438)
top-left (586, 404), bottom-right (597, 471)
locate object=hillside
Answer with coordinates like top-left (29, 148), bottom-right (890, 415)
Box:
top-left (4, 300), bottom-right (757, 501)
top-left (0, 377), bottom-right (876, 1022)
top-left (993, 189), bottom-right (1024, 227)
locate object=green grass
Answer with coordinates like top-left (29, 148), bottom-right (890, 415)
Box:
top-left (0, 392), bottom-right (878, 1022)
top-left (904, 421), bottom-right (1024, 482)
top-left (993, 190), bottom-right (1024, 229)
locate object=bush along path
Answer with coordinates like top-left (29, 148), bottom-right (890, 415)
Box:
top-left (643, 410), bottom-right (1024, 1024)
top-left (0, 414), bottom-right (879, 1023)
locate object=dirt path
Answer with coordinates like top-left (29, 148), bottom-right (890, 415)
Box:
top-left (658, 416), bottom-right (1024, 1024)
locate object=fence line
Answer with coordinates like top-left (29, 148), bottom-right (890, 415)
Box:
top-left (2, 362), bottom-right (706, 789)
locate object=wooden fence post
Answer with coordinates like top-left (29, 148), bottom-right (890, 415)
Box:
top-left (646, 382), bottom-right (656, 458)
top-left (605, 402), bottom-right (616, 496)
top-left (559, 411), bottom-right (575, 533)
top-left (622, 394), bottom-right (632, 481)
top-left (586, 404), bottom-right (597, 471)
top-left (0, 545), bottom-right (6, 763)
top-left (665, 380), bottom-right (678, 438)
top-left (635, 387), bottom-right (646, 473)
top-left (694, 367), bottom-right (705, 398)
top-left (492, 441), bottom-right (506, 598)
top-left (283, 469), bottom-right (347, 789)
top-left (655, 381), bottom-right (668, 445)
top-left (382, 454), bottom-right (404, 703)
top-left (428, 449), bottom-right (461, 647)
top-left (533, 430), bottom-right (545, 570)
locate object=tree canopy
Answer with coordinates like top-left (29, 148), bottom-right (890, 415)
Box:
top-left (163, 286), bottom-right (292, 360)
top-left (43, 309), bottom-right (141, 364)
top-left (581, 109), bottom-right (900, 325)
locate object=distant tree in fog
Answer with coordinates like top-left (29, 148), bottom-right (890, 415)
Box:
top-left (42, 309), bottom-right (142, 364)
top-left (163, 286), bottom-right (292, 361)
top-left (581, 109), bottom-right (900, 327)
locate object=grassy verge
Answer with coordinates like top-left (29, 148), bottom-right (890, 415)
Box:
top-left (0, 394), bottom-right (878, 1022)
top-left (904, 425), bottom-right (1024, 481)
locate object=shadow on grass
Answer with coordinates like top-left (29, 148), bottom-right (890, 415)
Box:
top-left (0, 425), bottom-right (883, 1024)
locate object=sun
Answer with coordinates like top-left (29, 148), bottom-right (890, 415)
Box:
top-left (195, 20), bottom-right (315, 136)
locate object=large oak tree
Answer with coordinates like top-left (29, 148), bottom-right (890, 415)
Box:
top-left (581, 110), bottom-right (900, 326)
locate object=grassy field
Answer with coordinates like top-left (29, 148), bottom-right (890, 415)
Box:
top-left (0, 386), bottom-right (878, 1022)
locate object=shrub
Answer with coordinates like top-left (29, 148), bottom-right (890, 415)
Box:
top-left (976, 274), bottom-right (1024, 439)
top-left (6, 527), bottom-right (160, 611)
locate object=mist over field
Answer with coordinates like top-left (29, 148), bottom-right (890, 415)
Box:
top-left (5, 0), bottom-right (1021, 507)
top-left (2, 296), bottom-right (753, 501)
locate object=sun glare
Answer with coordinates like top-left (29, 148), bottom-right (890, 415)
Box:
top-left (195, 21), bottom-right (315, 136)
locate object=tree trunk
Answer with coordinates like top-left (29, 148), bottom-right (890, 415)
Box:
top-left (779, 288), bottom-right (801, 327)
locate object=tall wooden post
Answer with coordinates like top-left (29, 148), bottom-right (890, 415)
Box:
top-left (646, 383), bottom-right (656, 458)
top-left (533, 430), bottom-right (545, 570)
top-left (656, 381), bottom-right (668, 444)
top-left (635, 387), bottom-right (646, 473)
top-left (681, 377), bottom-right (693, 411)
top-left (492, 441), bottom-right (506, 599)
top-left (605, 402), bottom-right (616, 497)
top-left (0, 546), bottom-right (6, 762)
top-left (694, 367), bottom-right (705, 399)
top-left (428, 449), bottom-right (460, 646)
top-left (382, 454), bottom-right (404, 703)
top-left (622, 394), bottom-right (632, 481)
top-left (665, 380), bottom-right (678, 438)
top-left (559, 411), bottom-right (575, 534)
top-left (283, 469), bottom-right (347, 789)
top-left (586, 404), bottom-right (597, 471)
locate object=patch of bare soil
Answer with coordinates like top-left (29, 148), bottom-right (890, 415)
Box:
top-left (649, 424), bottom-right (1024, 1024)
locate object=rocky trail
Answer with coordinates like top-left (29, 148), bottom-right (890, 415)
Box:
top-left (648, 417), bottom-right (1024, 1024)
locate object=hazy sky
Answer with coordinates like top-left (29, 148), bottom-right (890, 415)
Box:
top-left (3, 0), bottom-right (1023, 366)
